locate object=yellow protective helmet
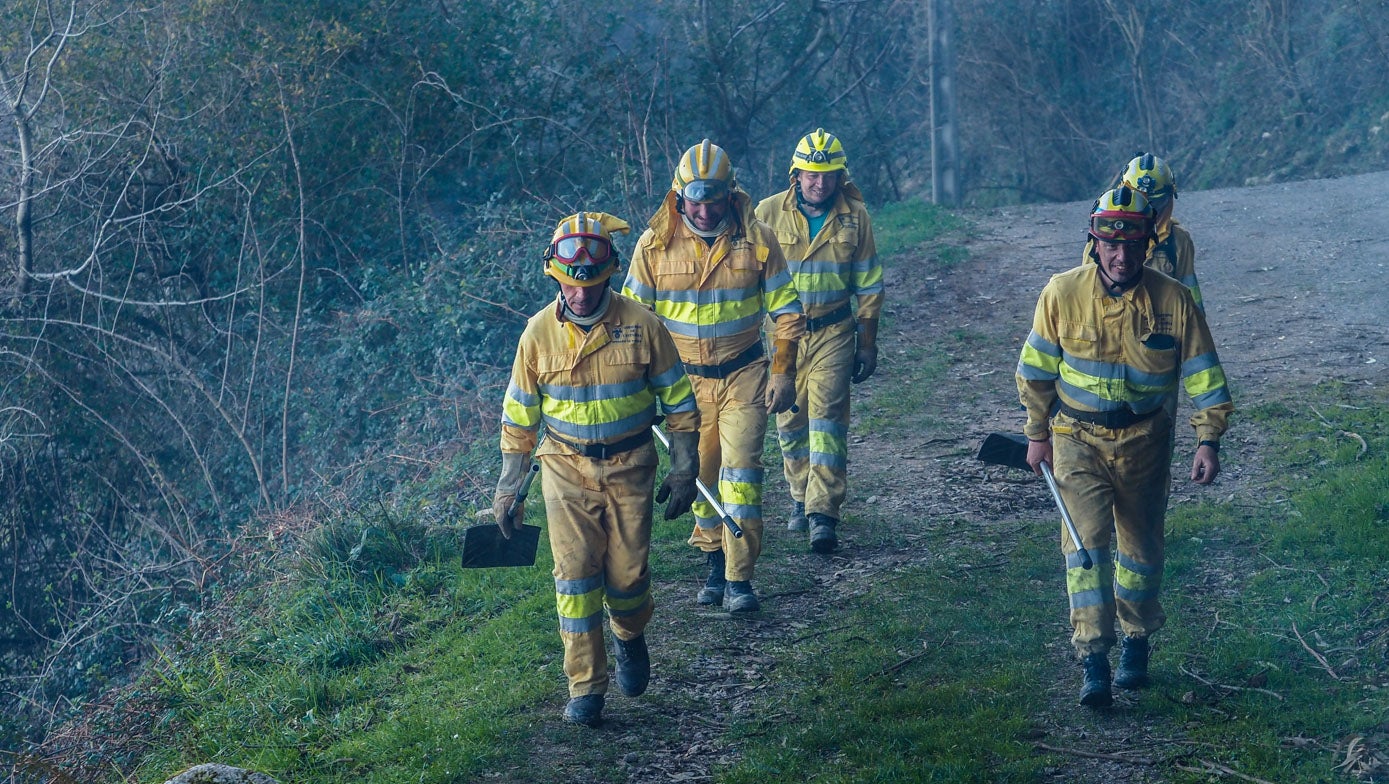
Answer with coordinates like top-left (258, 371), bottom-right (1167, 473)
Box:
top-left (1121, 153), bottom-right (1177, 208)
top-left (1089, 186), bottom-right (1154, 245)
top-left (672, 139), bottom-right (735, 203)
top-left (543, 211), bottom-right (631, 287)
top-left (789, 128), bottom-right (848, 175)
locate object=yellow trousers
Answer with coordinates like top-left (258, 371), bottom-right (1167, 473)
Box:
top-left (540, 445), bottom-right (656, 697)
top-left (1052, 410), bottom-right (1172, 656)
top-left (687, 360), bottom-right (767, 581)
top-left (776, 318), bottom-right (855, 519)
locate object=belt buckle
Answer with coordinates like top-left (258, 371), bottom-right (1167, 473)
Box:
top-left (584, 443), bottom-right (609, 459)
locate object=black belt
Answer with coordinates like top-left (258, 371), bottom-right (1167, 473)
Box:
top-left (1057, 402), bottom-right (1159, 429)
top-left (805, 303), bottom-right (852, 333)
top-left (546, 428), bottom-right (652, 459)
top-left (682, 341), bottom-right (764, 379)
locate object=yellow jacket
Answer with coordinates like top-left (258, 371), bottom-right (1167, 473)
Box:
top-left (1016, 263), bottom-right (1232, 445)
top-left (622, 189), bottom-right (805, 367)
top-left (501, 293), bottom-right (699, 457)
top-left (754, 181), bottom-right (884, 321)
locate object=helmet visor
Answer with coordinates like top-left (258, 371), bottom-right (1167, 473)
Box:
top-left (552, 233), bottom-right (613, 264)
top-left (679, 179), bottom-right (730, 204)
top-left (1090, 215), bottom-right (1149, 243)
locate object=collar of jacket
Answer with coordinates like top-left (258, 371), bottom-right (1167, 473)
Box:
top-left (647, 187), bottom-right (756, 250)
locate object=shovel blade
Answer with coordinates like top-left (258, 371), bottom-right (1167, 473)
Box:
top-left (460, 523), bottom-right (541, 568)
top-left (976, 432), bottom-right (1033, 472)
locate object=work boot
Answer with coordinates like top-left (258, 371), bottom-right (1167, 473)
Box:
top-left (696, 550), bottom-right (726, 606)
top-left (725, 580), bottom-right (761, 613)
top-left (787, 501), bottom-right (808, 532)
top-left (808, 513), bottom-right (839, 553)
top-left (563, 694), bottom-right (605, 727)
top-left (1113, 636), bottom-right (1150, 690)
top-left (1078, 651), bottom-right (1113, 708)
top-left (613, 635), bottom-right (650, 697)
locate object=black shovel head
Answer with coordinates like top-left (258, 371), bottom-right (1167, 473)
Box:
top-left (460, 523), bottom-right (541, 568)
top-left (976, 432), bottom-right (1032, 472)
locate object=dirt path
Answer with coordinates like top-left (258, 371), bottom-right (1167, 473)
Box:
top-left (538, 172), bottom-right (1389, 783)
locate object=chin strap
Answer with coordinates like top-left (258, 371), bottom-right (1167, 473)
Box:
top-left (1094, 257), bottom-right (1143, 294)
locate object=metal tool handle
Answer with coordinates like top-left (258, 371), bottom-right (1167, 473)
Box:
top-left (1040, 462), bottom-right (1092, 570)
top-left (650, 426), bottom-right (744, 539)
top-left (504, 463), bottom-right (540, 525)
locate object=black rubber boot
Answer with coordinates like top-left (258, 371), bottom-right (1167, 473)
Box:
top-left (808, 513), bottom-right (839, 553)
top-left (1113, 636), bottom-right (1150, 690)
top-left (787, 501), bottom-right (808, 532)
top-left (725, 580), bottom-right (761, 613)
top-left (613, 634), bottom-right (650, 697)
top-left (1079, 651), bottom-right (1113, 707)
top-left (563, 694), bottom-right (605, 727)
top-left (696, 550), bottom-right (726, 606)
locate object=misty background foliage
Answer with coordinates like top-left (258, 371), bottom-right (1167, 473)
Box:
top-left (1, 0), bottom-right (1386, 749)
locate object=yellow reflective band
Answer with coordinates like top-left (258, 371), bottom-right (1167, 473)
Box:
top-left (1066, 562), bottom-right (1109, 596)
top-left (556, 586), bottom-right (605, 621)
top-left (542, 392), bottom-right (651, 429)
top-left (653, 293), bottom-right (763, 327)
top-left (1020, 344), bottom-right (1062, 375)
top-left (1183, 365), bottom-right (1228, 398)
top-left (1115, 563), bottom-right (1160, 594)
top-left (808, 430), bottom-right (848, 459)
top-left (764, 280), bottom-right (801, 315)
top-left (503, 394), bottom-right (541, 428)
top-left (606, 589), bottom-right (650, 614)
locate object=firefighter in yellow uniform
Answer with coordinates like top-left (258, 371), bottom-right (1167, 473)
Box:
top-left (1083, 153), bottom-right (1202, 311)
top-left (755, 128), bottom-right (884, 553)
top-left (622, 140), bottom-right (805, 613)
top-left (1016, 187), bottom-right (1233, 707)
top-left (495, 212), bottom-right (700, 727)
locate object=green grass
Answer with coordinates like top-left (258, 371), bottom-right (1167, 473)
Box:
top-left (871, 199), bottom-right (970, 262)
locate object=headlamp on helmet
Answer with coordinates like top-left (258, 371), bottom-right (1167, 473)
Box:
top-left (544, 211), bottom-right (631, 287)
top-left (1121, 153), bottom-right (1177, 212)
top-left (1089, 186), bottom-right (1154, 245)
top-left (789, 128), bottom-right (849, 175)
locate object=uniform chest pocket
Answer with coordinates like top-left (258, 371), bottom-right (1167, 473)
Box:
top-left (727, 243), bottom-right (768, 271)
top-left (654, 259), bottom-right (700, 289)
top-left (1142, 333), bottom-right (1176, 351)
top-left (773, 228), bottom-right (801, 249)
top-left (535, 352), bottom-right (577, 385)
top-left (1057, 320), bottom-right (1099, 352)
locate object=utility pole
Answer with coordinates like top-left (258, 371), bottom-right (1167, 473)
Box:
top-left (929, 0), bottom-right (960, 207)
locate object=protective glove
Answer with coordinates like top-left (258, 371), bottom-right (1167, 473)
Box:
top-left (851, 317), bottom-right (879, 384)
top-left (765, 373), bottom-right (797, 414)
top-left (492, 451), bottom-right (531, 539)
top-left (766, 337), bottom-right (799, 414)
top-left (654, 429), bottom-right (699, 519)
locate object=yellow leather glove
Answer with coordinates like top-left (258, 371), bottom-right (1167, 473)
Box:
top-left (765, 338), bottom-right (798, 413)
top-left (492, 452), bottom-right (530, 539)
top-left (852, 318), bottom-right (879, 384)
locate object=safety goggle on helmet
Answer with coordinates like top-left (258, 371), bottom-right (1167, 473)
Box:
top-left (672, 139), bottom-right (734, 204)
top-left (1089, 186), bottom-right (1154, 244)
top-left (544, 212), bottom-right (631, 287)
